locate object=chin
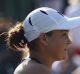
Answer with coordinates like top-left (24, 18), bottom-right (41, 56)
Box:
top-left (57, 54), bottom-right (68, 61)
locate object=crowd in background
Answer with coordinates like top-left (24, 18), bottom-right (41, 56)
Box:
top-left (0, 0), bottom-right (80, 74)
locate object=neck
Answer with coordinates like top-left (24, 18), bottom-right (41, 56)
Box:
top-left (30, 50), bottom-right (55, 69)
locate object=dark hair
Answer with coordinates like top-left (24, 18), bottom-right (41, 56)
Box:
top-left (2, 23), bottom-right (38, 51)
top-left (7, 23), bottom-right (27, 50)
top-left (46, 31), bottom-right (53, 36)
top-left (1, 23), bottom-right (53, 51)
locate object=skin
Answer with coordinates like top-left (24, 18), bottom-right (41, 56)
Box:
top-left (14, 30), bottom-right (71, 74)
top-left (45, 30), bottom-right (71, 60)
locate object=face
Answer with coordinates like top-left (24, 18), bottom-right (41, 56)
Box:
top-left (45, 30), bottom-right (71, 60)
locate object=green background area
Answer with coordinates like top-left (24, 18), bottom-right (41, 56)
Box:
top-left (0, 0), bottom-right (35, 21)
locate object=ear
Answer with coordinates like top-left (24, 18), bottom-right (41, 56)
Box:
top-left (38, 33), bottom-right (48, 47)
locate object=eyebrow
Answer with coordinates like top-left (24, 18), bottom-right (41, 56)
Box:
top-left (59, 30), bottom-right (69, 32)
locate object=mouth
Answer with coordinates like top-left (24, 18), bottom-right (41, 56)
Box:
top-left (64, 47), bottom-right (70, 52)
top-left (64, 48), bottom-right (67, 51)
top-left (64, 44), bottom-right (71, 51)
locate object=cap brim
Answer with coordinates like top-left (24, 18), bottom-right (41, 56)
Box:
top-left (55, 17), bottom-right (80, 30)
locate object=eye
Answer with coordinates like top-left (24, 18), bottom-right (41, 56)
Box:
top-left (62, 33), bottom-right (67, 36)
top-left (62, 33), bottom-right (68, 38)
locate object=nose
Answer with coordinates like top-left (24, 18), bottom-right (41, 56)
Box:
top-left (67, 37), bottom-right (72, 44)
top-left (66, 36), bottom-right (72, 45)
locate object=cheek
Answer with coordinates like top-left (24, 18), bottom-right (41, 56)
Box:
top-left (56, 38), bottom-right (66, 49)
top-left (46, 36), bottom-right (66, 52)
top-left (50, 39), bottom-right (63, 50)
top-left (46, 39), bottom-right (61, 54)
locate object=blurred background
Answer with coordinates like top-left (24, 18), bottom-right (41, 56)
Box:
top-left (0, 0), bottom-right (68, 22)
top-left (1, 0), bottom-right (80, 74)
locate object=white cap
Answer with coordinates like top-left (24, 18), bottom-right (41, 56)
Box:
top-left (23, 7), bottom-right (80, 42)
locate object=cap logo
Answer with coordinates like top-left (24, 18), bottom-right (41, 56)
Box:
top-left (40, 10), bottom-right (48, 15)
top-left (29, 17), bottom-right (33, 26)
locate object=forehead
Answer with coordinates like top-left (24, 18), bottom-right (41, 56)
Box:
top-left (53, 30), bottom-right (69, 32)
top-left (52, 30), bottom-right (69, 34)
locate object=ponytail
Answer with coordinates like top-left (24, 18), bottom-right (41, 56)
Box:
top-left (0, 22), bottom-right (40, 51)
top-left (7, 23), bottom-right (27, 50)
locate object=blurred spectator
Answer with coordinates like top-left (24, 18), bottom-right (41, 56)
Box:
top-left (65, 0), bottom-right (80, 17)
top-left (71, 67), bottom-right (80, 74)
top-left (0, 16), bottom-right (28, 74)
top-left (0, 15), bottom-right (12, 34)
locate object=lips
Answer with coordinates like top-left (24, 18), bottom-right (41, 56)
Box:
top-left (64, 48), bottom-right (67, 51)
top-left (64, 44), bottom-right (71, 51)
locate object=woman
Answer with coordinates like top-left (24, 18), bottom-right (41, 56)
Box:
top-left (6, 7), bottom-right (80, 74)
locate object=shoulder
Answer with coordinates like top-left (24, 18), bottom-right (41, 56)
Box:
top-left (14, 59), bottom-right (52, 74)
